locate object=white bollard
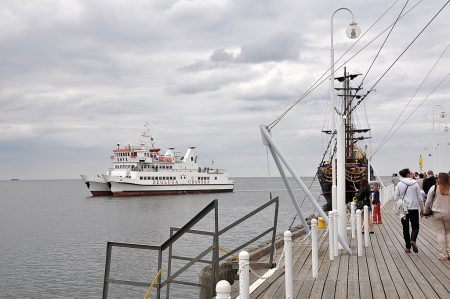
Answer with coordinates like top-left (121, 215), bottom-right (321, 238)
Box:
top-left (356, 209), bottom-right (363, 256)
top-left (333, 210), bottom-right (339, 256)
top-left (239, 251), bottom-right (250, 299)
top-left (284, 231), bottom-right (293, 299)
top-left (364, 205), bottom-right (369, 247)
top-left (311, 219), bottom-right (318, 278)
top-left (350, 202), bottom-right (356, 239)
top-left (328, 211), bottom-right (334, 261)
top-left (216, 280), bottom-right (231, 299)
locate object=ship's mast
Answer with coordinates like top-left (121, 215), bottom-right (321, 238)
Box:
top-left (335, 67), bottom-right (362, 160)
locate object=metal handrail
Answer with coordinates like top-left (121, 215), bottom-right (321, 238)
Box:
top-left (102, 200), bottom-right (218, 299)
top-left (102, 196), bottom-right (279, 298)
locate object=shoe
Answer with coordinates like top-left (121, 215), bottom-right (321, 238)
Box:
top-left (438, 255), bottom-right (447, 261)
top-left (373, 221), bottom-right (378, 224)
top-left (379, 222), bottom-right (382, 224)
top-left (411, 241), bottom-right (418, 253)
top-left (370, 231), bottom-right (374, 234)
top-left (405, 248), bottom-right (411, 253)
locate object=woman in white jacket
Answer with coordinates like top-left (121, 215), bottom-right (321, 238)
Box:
top-left (394, 168), bottom-right (424, 253)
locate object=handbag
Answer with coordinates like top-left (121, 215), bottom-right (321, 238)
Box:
top-left (393, 184), bottom-right (409, 219)
top-left (423, 188), bottom-right (436, 217)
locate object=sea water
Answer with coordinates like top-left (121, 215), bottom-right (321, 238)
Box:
top-left (0, 177), bottom-right (327, 298)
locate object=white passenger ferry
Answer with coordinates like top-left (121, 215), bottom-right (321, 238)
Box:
top-left (81, 125), bottom-right (234, 197)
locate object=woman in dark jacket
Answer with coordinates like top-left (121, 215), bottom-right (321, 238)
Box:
top-left (356, 177), bottom-right (374, 233)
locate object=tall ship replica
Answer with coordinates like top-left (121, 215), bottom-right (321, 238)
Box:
top-left (81, 124), bottom-right (234, 197)
top-left (317, 68), bottom-right (373, 211)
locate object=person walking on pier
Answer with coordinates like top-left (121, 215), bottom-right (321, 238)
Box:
top-left (372, 182), bottom-right (381, 223)
top-left (423, 170), bottom-right (436, 196)
top-left (392, 173), bottom-right (400, 187)
top-left (424, 172), bottom-right (450, 260)
top-left (394, 168), bottom-right (424, 253)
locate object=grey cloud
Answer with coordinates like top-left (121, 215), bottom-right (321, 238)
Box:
top-left (236, 32), bottom-right (303, 63)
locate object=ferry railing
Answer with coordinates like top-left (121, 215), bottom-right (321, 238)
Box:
top-left (102, 196), bottom-right (279, 299)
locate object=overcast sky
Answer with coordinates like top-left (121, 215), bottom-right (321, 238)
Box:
top-left (0, 0), bottom-right (449, 180)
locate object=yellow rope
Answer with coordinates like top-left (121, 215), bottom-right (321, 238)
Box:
top-left (219, 246), bottom-right (239, 259)
top-left (143, 269), bottom-right (162, 299)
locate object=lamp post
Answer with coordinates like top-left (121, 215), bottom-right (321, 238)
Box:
top-left (330, 7), bottom-right (360, 250)
top-left (432, 105), bottom-right (446, 172)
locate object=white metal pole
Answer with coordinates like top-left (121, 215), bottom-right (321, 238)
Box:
top-left (284, 231), bottom-right (293, 299)
top-left (330, 20), bottom-right (337, 212)
top-left (239, 251), bottom-right (249, 299)
top-left (333, 210), bottom-right (339, 255)
top-left (216, 280), bottom-right (231, 299)
top-left (260, 125), bottom-right (352, 254)
top-left (260, 125), bottom-right (353, 254)
top-left (311, 219), bottom-right (318, 278)
top-left (364, 205), bottom-right (369, 247)
top-left (350, 202), bottom-right (356, 239)
top-left (267, 145), bottom-right (310, 234)
top-left (337, 116), bottom-right (347, 246)
top-left (328, 211), bottom-right (335, 261)
top-left (330, 6), bottom-right (356, 210)
top-left (356, 209), bottom-right (363, 256)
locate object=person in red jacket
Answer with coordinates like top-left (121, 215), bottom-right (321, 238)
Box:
top-left (372, 182), bottom-right (381, 223)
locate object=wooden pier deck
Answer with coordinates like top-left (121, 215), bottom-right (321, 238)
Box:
top-left (241, 201), bottom-right (450, 298)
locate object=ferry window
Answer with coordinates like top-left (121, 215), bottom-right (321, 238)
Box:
top-left (140, 176), bottom-right (143, 180)
top-left (215, 177), bottom-right (217, 180)
top-left (191, 157), bottom-right (193, 161)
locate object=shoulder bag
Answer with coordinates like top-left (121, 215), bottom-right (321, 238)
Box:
top-left (394, 184), bottom-right (409, 219)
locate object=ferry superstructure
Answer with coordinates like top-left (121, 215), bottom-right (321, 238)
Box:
top-left (81, 125), bottom-right (234, 196)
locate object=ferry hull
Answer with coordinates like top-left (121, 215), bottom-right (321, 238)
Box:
top-left (106, 177), bottom-right (234, 197)
top-left (81, 175), bottom-right (113, 197)
top-left (112, 188), bottom-right (233, 197)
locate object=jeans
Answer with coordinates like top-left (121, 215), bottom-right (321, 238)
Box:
top-left (401, 210), bottom-right (419, 249)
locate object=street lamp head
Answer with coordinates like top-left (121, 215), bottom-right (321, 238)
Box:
top-left (346, 22), bottom-right (361, 39)
top-left (440, 111), bottom-right (446, 118)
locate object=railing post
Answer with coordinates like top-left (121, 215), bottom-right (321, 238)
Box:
top-left (350, 202), bottom-right (356, 239)
top-left (356, 209), bottom-right (363, 256)
top-left (364, 205), bottom-right (369, 247)
top-left (239, 251), bottom-right (250, 299)
top-left (216, 280), bottom-right (231, 299)
top-left (102, 242), bottom-right (113, 299)
top-left (284, 231), bottom-right (293, 298)
top-left (269, 198), bottom-right (279, 268)
top-left (333, 210), bottom-right (339, 256)
top-left (328, 211), bottom-right (334, 261)
top-left (311, 219), bottom-right (318, 278)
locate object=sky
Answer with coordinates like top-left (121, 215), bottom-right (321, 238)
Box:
top-left (0, 0), bottom-right (449, 180)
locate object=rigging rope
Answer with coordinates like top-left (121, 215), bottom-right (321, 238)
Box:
top-left (268, 0), bottom-right (420, 129)
top-left (350, 0), bottom-right (450, 114)
top-left (371, 43), bottom-right (450, 158)
top-left (344, 0), bottom-right (410, 116)
top-left (370, 73), bottom-right (450, 159)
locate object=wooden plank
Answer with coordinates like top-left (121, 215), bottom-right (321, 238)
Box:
top-left (380, 207), bottom-right (442, 298)
top-left (248, 200), bottom-right (450, 298)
